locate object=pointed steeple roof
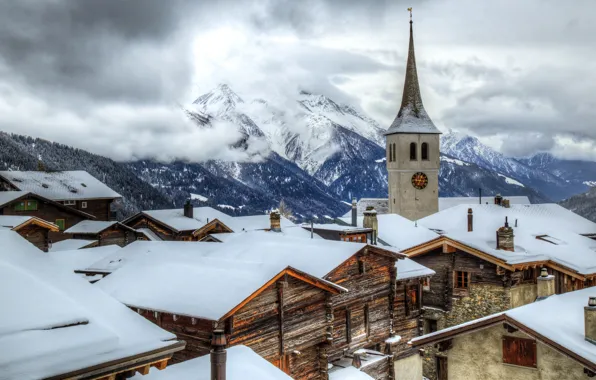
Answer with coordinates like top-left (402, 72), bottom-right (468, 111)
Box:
top-left (385, 16), bottom-right (441, 135)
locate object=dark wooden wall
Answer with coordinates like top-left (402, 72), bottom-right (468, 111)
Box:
top-left (1, 197), bottom-right (88, 242)
top-left (125, 215), bottom-right (231, 241)
top-left (16, 224), bottom-right (50, 252)
top-left (62, 199), bottom-right (113, 221)
top-left (72, 225), bottom-right (137, 247)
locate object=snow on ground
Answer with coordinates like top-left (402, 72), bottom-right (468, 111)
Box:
top-left (441, 156), bottom-right (470, 166)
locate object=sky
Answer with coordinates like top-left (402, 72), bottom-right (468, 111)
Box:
top-left (0, 0), bottom-right (595, 162)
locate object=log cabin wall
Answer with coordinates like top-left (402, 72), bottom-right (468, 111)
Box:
top-left (325, 251), bottom-right (396, 361)
top-left (127, 216), bottom-right (176, 241)
top-left (61, 199), bottom-right (113, 221)
top-left (1, 197), bottom-right (88, 242)
top-left (392, 279), bottom-right (424, 360)
top-left (72, 225), bottom-right (137, 247)
top-left (193, 221), bottom-right (232, 241)
top-left (16, 224), bottom-right (50, 252)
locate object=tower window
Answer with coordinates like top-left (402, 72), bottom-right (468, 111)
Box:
top-left (388, 143), bottom-right (393, 162)
top-left (421, 142), bottom-right (429, 160)
top-left (392, 143), bottom-right (396, 162)
top-left (410, 142), bottom-right (417, 161)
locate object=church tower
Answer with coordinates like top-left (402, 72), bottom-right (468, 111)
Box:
top-left (385, 10), bottom-right (440, 220)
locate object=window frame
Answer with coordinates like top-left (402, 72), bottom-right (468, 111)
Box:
top-left (409, 142), bottom-right (417, 161)
top-left (81, 201), bottom-right (88, 209)
top-left (392, 143), bottom-right (396, 162)
top-left (454, 270), bottom-right (470, 289)
top-left (63, 200), bottom-right (76, 206)
top-left (421, 142), bottom-right (429, 160)
top-left (15, 200), bottom-right (38, 211)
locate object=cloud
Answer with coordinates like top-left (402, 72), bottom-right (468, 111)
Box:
top-left (0, 0), bottom-right (595, 162)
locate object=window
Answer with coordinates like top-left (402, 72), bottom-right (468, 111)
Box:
top-left (423, 277), bottom-right (431, 291)
top-left (410, 142), bottom-right (417, 160)
top-left (503, 336), bottom-right (536, 368)
top-left (392, 143), bottom-right (396, 162)
top-left (425, 318), bottom-right (438, 334)
top-left (55, 219), bottom-right (65, 231)
top-left (436, 356), bottom-right (448, 380)
top-left (406, 284), bottom-right (420, 315)
top-left (421, 142), bottom-right (429, 160)
top-left (64, 200), bottom-right (76, 206)
top-left (14, 200), bottom-right (37, 211)
top-left (454, 271), bottom-right (469, 289)
top-left (388, 144), bottom-right (393, 162)
top-left (81, 201), bottom-right (87, 209)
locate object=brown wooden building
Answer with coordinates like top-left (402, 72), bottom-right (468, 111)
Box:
top-left (65, 220), bottom-right (141, 247)
top-left (302, 223), bottom-right (373, 243)
top-left (123, 202), bottom-right (234, 241)
top-left (96, 238), bottom-right (433, 380)
top-left (0, 170), bottom-right (121, 221)
top-left (0, 191), bottom-right (95, 242)
top-left (0, 215), bottom-right (59, 251)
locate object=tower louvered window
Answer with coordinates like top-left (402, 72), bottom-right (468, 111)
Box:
top-left (392, 143), bottom-right (396, 162)
top-left (388, 144), bottom-right (393, 162)
top-left (410, 143), bottom-right (417, 161)
top-left (421, 142), bottom-right (429, 160)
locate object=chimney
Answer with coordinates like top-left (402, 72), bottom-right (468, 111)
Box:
top-left (184, 199), bottom-right (193, 219)
top-left (585, 297), bottom-right (596, 344)
top-left (496, 217), bottom-right (514, 251)
top-left (363, 206), bottom-right (378, 245)
top-left (270, 210), bottom-right (281, 232)
top-left (351, 198), bottom-right (357, 227)
top-left (352, 352), bottom-right (362, 369)
top-left (503, 199), bottom-right (510, 208)
top-left (211, 329), bottom-right (227, 380)
top-left (467, 208), bottom-right (473, 232)
top-left (494, 194), bottom-right (503, 206)
top-left (536, 268), bottom-right (555, 299)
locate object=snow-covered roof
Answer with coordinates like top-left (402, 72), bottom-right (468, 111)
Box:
top-left (64, 220), bottom-right (119, 234)
top-left (411, 287), bottom-right (596, 369)
top-left (228, 214), bottom-right (295, 231)
top-left (418, 204), bottom-right (596, 275)
top-left (0, 191), bottom-right (28, 207)
top-left (97, 238), bottom-right (356, 320)
top-left (136, 228), bottom-right (163, 241)
top-left (49, 245), bottom-right (122, 272)
top-left (306, 223), bottom-right (372, 233)
top-left (396, 258), bottom-right (435, 280)
top-left (0, 230), bottom-right (179, 379)
top-left (339, 213), bottom-right (440, 251)
top-left (439, 196), bottom-right (531, 211)
top-left (131, 345), bottom-right (292, 380)
top-left (0, 215), bottom-right (58, 233)
top-left (209, 226), bottom-right (322, 242)
top-left (141, 207), bottom-right (233, 232)
top-left (385, 105), bottom-right (441, 135)
top-left (49, 239), bottom-right (98, 252)
top-left (0, 170), bottom-right (121, 201)
top-left (329, 366), bottom-right (374, 380)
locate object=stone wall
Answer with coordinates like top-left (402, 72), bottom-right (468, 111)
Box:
top-left (422, 283), bottom-right (511, 380)
top-left (447, 324), bottom-right (586, 380)
top-left (510, 283), bottom-right (537, 308)
top-left (394, 353), bottom-right (423, 380)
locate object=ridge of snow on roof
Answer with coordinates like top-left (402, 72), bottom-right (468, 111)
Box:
top-left (0, 171), bottom-right (121, 201)
top-left (438, 196), bottom-right (531, 211)
top-left (49, 245), bottom-right (121, 272)
top-left (136, 228), bottom-right (163, 241)
top-left (141, 207), bottom-right (234, 232)
top-left (0, 230), bottom-right (177, 379)
top-left (210, 226), bottom-right (322, 242)
top-left (64, 220), bottom-right (118, 234)
top-left (131, 345), bottom-right (292, 380)
top-left (0, 215), bottom-right (34, 229)
top-left (412, 288), bottom-right (596, 367)
top-left (307, 223), bottom-right (372, 232)
top-left (49, 239), bottom-right (97, 252)
top-left (96, 238), bottom-right (365, 319)
top-left (419, 204), bottom-right (596, 275)
top-left (0, 191), bottom-right (28, 207)
top-left (396, 258), bottom-right (435, 280)
top-left (339, 213), bottom-right (439, 251)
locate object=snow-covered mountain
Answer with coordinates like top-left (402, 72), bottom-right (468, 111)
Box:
top-left (519, 153), bottom-right (596, 190)
top-left (441, 131), bottom-right (585, 201)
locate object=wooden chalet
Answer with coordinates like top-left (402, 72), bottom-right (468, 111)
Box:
top-left (302, 223), bottom-right (373, 243)
top-left (0, 215), bottom-right (59, 251)
top-left (123, 202), bottom-right (234, 241)
top-left (65, 220), bottom-right (142, 247)
top-left (96, 236), bottom-right (434, 380)
top-left (0, 191), bottom-right (95, 242)
top-left (0, 230), bottom-right (184, 380)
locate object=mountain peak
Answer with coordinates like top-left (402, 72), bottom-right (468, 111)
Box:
top-left (192, 83), bottom-right (244, 116)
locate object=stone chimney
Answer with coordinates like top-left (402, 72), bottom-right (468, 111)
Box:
top-left (502, 199), bottom-right (510, 208)
top-left (270, 210), bottom-right (281, 232)
top-left (536, 268), bottom-right (555, 299)
top-left (184, 199), bottom-right (193, 219)
top-left (494, 194), bottom-right (503, 206)
top-left (351, 198), bottom-right (357, 227)
top-left (467, 208), bottom-right (473, 232)
top-left (363, 206), bottom-right (378, 245)
top-left (352, 352), bottom-right (362, 369)
top-left (496, 217), bottom-right (514, 251)
top-left (585, 297), bottom-right (596, 344)
top-left (211, 329), bottom-right (227, 380)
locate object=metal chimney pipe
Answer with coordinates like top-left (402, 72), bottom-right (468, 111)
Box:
top-left (211, 329), bottom-right (227, 380)
top-left (351, 198), bottom-right (357, 227)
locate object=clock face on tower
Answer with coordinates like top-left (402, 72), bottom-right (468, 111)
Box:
top-left (411, 172), bottom-right (428, 190)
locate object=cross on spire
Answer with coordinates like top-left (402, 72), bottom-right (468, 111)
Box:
top-left (408, 7), bottom-right (413, 22)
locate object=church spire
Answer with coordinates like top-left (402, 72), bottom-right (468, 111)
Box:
top-left (385, 8), bottom-right (441, 135)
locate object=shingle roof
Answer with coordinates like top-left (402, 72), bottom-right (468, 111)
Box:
top-left (0, 171), bottom-right (121, 201)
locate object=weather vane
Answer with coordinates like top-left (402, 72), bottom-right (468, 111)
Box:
top-left (407, 7), bottom-right (413, 21)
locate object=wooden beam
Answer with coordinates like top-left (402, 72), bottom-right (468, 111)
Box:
top-left (153, 359), bottom-right (168, 370)
top-left (278, 279), bottom-right (286, 355)
top-left (136, 365), bottom-right (151, 375)
top-left (442, 243), bottom-right (456, 253)
top-left (503, 323), bottom-right (518, 333)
